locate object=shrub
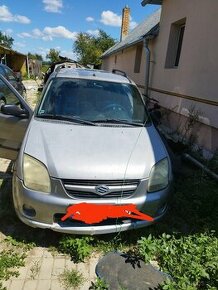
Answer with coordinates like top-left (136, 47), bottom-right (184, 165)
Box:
top-left (137, 232), bottom-right (218, 289)
top-left (59, 236), bottom-right (94, 262)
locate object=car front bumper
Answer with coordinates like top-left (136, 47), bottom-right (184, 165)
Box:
top-left (13, 175), bottom-right (171, 235)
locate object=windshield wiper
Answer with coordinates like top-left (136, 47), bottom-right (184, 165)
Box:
top-left (93, 119), bottom-right (144, 127)
top-left (36, 114), bottom-right (97, 126)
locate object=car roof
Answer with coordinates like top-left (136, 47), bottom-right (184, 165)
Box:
top-left (54, 68), bottom-right (133, 84)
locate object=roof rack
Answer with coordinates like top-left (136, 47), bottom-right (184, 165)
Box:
top-left (55, 62), bottom-right (83, 73)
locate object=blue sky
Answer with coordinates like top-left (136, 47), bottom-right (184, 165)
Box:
top-left (0, 0), bottom-right (159, 60)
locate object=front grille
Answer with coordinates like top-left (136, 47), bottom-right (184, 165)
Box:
top-left (62, 179), bottom-right (139, 199)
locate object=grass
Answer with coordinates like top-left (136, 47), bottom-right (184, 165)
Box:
top-left (0, 250), bottom-right (26, 290)
top-left (29, 261), bottom-right (40, 280)
top-left (138, 232), bottom-right (217, 289)
top-left (89, 277), bottom-right (109, 290)
top-left (0, 235), bottom-right (32, 290)
top-left (59, 268), bottom-right (85, 290)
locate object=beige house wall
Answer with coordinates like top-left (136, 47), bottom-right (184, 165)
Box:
top-left (149, 0), bottom-right (218, 126)
top-left (148, 0), bottom-right (218, 151)
top-left (102, 0), bottom-right (218, 152)
top-left (102, 44), bottom-right (147, 87)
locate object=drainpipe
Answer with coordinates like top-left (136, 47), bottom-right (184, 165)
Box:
top-left (143, 37), bottom-right (150, 97)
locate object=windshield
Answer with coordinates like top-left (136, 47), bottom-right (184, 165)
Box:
top-left (37, 78), bottom-right (148, 125)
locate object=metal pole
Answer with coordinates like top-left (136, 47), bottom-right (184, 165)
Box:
top-left (183, 153), bottom-right (218, 181)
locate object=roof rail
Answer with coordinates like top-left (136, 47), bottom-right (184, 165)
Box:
top-left (112, 69), bottom-right (127, 77)
top-left (112, 69), bottom-right (132, 83)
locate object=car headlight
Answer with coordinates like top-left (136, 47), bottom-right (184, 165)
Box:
top-left (148, 158), bottom-right (169, 192)
top-left (23, 154), bottom-right (51, 193)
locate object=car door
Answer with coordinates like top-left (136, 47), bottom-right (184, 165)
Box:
top-left (0, 74), bottom-right (33, 160)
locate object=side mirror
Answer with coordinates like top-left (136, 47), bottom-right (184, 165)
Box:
top-left (1, 104), bottom-right (29, 118)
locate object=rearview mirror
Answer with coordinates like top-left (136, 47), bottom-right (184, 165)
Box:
top-left (1, 104), bottom-right (29, 118)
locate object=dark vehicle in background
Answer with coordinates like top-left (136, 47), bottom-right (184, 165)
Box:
top-left (0, 64), bottom-right (26, 99)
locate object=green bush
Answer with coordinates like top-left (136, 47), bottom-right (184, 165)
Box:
top-left (0, 250), bottom-right (26, 290)
top-left (137, 232), bottom-right (218, 289)
top-left (59, 236), bottom-right (94, 262)
top-left (59, 268), bottom-right (85, 289)
top-left (89, 277), bottom-right (109, 290)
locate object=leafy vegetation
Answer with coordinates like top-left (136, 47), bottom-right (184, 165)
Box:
top-left (0, 235), bottom-right (34, 289)
top-left (0, 250), bottom-right (25, 290)
top-left (28, 52), bottom-right (43, 61)
top-left (89, 277), bottom-right (109, 290)
top-left (59, 236), bottom-right (94, 262)
top-left (29, 260), bottom-right (40, 279)
top-left (0, 31), bottom-right (14, 48)
top-left (59, 268), bottom-right (85, 290)
top-left (46, 48), bottom-right (60, 63)
top-left (74, 30), bottom-right (115, 67)
top-left (138, 233), bottom-right (217, 289)
top-left (4, 236), bottom-right (35, 251)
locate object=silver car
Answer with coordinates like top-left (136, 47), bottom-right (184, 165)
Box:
top-left (0, 68), bottom-right (172, 235)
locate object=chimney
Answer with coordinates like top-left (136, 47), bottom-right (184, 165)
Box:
top-left (120, 5), bottom-right (130, 41)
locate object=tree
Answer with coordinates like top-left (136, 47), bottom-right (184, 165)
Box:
top-left (0, 31), bottom-right (14, 49)
top-left (74, 30), bottom-right (116, 67)
top-left (46, 48), bottom-right (60, 63)
top-left (28, 52), bottom-right (43, 61)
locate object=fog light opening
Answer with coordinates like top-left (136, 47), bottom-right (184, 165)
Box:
top-left (22, 204), bottom-right (36, 217)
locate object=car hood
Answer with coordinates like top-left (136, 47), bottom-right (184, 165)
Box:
top-left (23, 119), bottom-right (168, 180)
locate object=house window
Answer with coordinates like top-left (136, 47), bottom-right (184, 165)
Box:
top-left (165, 18), bottom-right (186, 68)
top-left (114, 55), bottom-right (117, 64)
top-left (134, 44), bottom-right (143, 73)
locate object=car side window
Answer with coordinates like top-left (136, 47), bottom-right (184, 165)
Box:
top-left (0, 79), bottom-right (20, 106)
top-left (5, 68), bottom-right (16, 81)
